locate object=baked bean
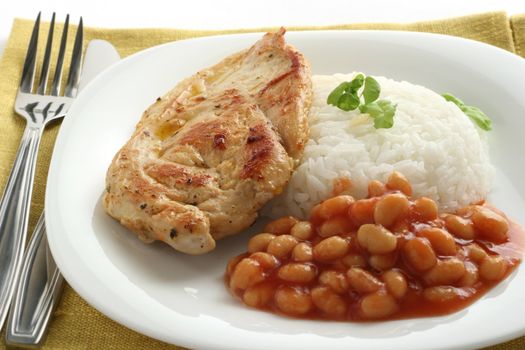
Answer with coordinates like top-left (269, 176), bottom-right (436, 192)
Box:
top-left (465, 243), bottom-right (488, 263)
top-left (386, 171), bottom-right (413, 196)
top-left (292, 242), bottom-right (313, 262)
top-left (332, 177), bottom-right (352, 196)
top-left (290, 221), bottom-right (314, 240)
top-left (249, 252), bottom-right (279, 270)
top-left (423, 258), bottom-right (466, 286)
top-left (357, 224), bottom-right (397, 254)
top-left (278, 263), bottom-right (317, 283)
top-left (369, 252), bottom-right (398, 271)
top-left (318, 216), bottom-right (353, 237)
top-left (346, 267), bottom-right (383, 294)
top-left (455, 205), bottom-right (476, 217)
top-left (341, 254), bottom-right (367, 268)
top-left (413, 197), bottom-right (438, 221)
top-left (390, 221), bottom-right (410, 235)
top-left (459, 262), bottom-right (479, 287)
top-left (309, 203), bottom-right (323, 221)
top-left (329, 259), bottom-right (347, 271)
top-left (349, 198), bottom-right (378, 225)
top-left (403, 237), bottom-right (437, 271)
top-left (472, 206), bottom-right (509, 243)
top-left (230, 258), bottom-right (266, 290)
top-left (267, 235), bottom-right (298, 258)
top-left (374, 193), bottom-right (410, 227)
top-left (382, 269), bottom-right (408, 299)
top-left (311, 286), bottom-right (348, 318)
top-left (445, 215), bottom-right (475, 240)
top-left (317, 195), bottom-right (355, 220)
top-left (486, 206), bottom-right (509, 219)
top-left (313, 236), bottom-right (350, 261)
top-left (243, 282), bottom-right (274, 308)
top-left (423, 286), bottom-right (460, 303)
top-left (318, 270), bottom-right (349, 294)
top-left (360, 291), bottom-right (399, 319)
top-left (248, 233), bottom-right (276, 253)
top-left (417, 227), bottom-right (456, 256)
top-left (368, 180), bottom-right (386, 197)
top-left (226, 254), bottom-right (245, 277)
top-left (274, 286), bottom-right (313, 316)
top-left (479, 256), bottom-right (508, 281)
top-left (264, 217), bottom-right (299, 235)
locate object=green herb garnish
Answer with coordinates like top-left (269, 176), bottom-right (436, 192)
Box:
top-left (362, 76), bottom-right (380, 104)
top-left (359, 100), bottom-right (396, 129)
top-left (327, 74), bottom-right (397, 129)
top-left (442, 93), bottom-right (492, 131)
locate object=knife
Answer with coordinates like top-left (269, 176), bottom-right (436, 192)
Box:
top-left (5, 40), bottom-right (121, 347)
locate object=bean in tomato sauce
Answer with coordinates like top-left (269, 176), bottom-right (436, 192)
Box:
top-left (225, 171), bottom-right (524, 321)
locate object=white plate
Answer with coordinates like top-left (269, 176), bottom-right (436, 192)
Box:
top-left (46, 30), bottom-right (525, 350)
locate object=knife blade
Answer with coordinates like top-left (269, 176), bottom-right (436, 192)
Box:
top-left (78, 40), bottom-right (121, 91)
top-left (5, 40), bottom-right (121, 347)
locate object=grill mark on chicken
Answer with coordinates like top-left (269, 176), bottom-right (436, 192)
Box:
top-left (220, 89), bottom-right (245, 110)
top-left (213, 134), bottom-right (226, 149)
top-left (258, 50), bottom-right (301, 100)
top-left (146, 163), bottom-right (212, 187)
top-left (247, 135), bottom-right (263, 143)
top-left (177, 119), bottom-right (229, 151)
top-left (241, 124), bottom-right (274, 180)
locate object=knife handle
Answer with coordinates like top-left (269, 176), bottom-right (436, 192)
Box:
top-left (6, 212), bottom-right (64, 347)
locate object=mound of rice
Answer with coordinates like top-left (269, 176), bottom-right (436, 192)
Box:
top-left (265, 73), bottom-right (493, 219)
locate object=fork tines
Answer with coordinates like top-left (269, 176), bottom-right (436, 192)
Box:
top-left (20, 12), bottom-right (84, 98)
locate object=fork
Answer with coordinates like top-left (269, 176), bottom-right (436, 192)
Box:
top-left (0, 12), bottom-right (83, 330)
top-left (6, 211), bottom-right (63, 346)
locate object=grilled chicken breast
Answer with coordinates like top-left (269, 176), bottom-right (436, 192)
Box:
top-left (103, 29), bottom-right (312, 254)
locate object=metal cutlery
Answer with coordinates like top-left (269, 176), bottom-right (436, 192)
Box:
top-left (5, 39), bottom-right (121, 347)
top-left (0, 12), bottom-right (83, 331)
top-left (5, 214), bottom-right (61, 347)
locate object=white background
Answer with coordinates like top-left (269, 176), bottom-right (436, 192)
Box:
top-left (2, 0), bottom-right (525, 56)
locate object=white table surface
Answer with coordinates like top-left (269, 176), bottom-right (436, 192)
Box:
top-left (2, 0), bottom-right (525, 57)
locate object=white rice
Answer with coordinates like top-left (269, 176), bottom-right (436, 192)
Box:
top-left (265, 73), bottom-right (493, 219)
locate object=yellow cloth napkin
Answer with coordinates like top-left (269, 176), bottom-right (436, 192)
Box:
top-left (0, 11), bottom-right (524, 350)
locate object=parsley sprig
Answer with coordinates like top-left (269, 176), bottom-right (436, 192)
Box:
top-left (442, 93), bottom-right (492, 131)
top-left (327, 74), bottom-right (397, 129)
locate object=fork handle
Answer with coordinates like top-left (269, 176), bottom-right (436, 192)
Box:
top-left (6, 212), bottom-right (64, 347)
top-left (0, 125), bottom-right (43, 330)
